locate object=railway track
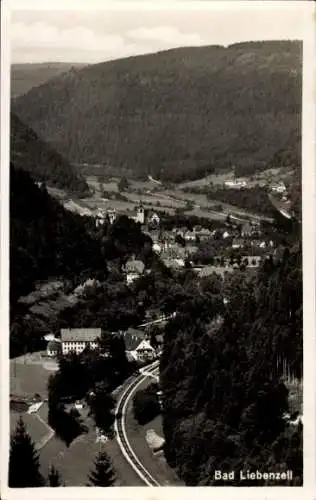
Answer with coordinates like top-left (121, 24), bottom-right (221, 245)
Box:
top-left (114, 361), bottom-right (161, 486)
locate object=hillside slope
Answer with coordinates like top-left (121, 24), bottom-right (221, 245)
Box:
top-left (160, 242), bottom-right (302, 485)
top-left (12, 41), bottom-right (302, 182)
top-left (11, 62), bottom-right (87, 98)
top-left (10, 112), bottom-right (89, 195)
top-left (10, 165), bottom-right (100, 303)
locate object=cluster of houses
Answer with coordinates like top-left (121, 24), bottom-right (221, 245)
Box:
top-left (95, 204), bottom-right (161, 229)
top-left (45, 326), bottom-right (158, 363)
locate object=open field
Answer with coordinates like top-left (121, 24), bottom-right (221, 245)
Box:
top-left (10, 358), bottom-right (53, 397)
top-left (10, 411), bottom-right (49, 443)
top-left (85, 175), bottom-right (160, 194)
top-left (178, 166), bottom-right (295, 190)
top-left (125, 191), bottom-right (185, 209)
top-left (184, 207), bottom-right (227, 221)
top-left (178, 170), bottom-right (235, 189)
top-left (46, 169), bottom-right (276, 223)
top-left (10, 353), bottom-right (58, 400)
top-left (83, 196), bottom-right (177, 215)
top-left (39, 409), bottom-right (142, 486)
top-left (86, 176), bottom-right (119, 195)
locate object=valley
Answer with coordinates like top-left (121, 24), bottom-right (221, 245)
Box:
top-left (49, 165), bottom-right (294, 225)
top-left (8, 30), bottom-right (303, 489)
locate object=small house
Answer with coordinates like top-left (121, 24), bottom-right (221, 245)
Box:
top-left (184, 231), bottom-right (196, 242)
top-left (123, 328), bottom-right (156, 363)
top-left (125, 258), bottom-right (145, 285)
top-left (232, 238), bottom-right (244, 249)
top-left (46, 340), bottom-right (62, 357)
top-left (241, 223), bottom-right (252, 237)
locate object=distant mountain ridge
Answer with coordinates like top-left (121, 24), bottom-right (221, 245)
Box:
top-left (12, 41), bottom-right (302, 182)
top-left (11, 62), bottom-right (88, 98)
top-left (10, 112), bottom-right (89, 195)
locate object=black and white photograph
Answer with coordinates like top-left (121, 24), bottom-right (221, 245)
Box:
top-left (1, 0), bottom-right (315, 496)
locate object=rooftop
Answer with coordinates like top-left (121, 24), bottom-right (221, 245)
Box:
top-left (123, 328), bottom-right (145, 351)
top-left (47, 340), bottom-right (62, 351)
top-left (125, 259), bottom-right (145, 274)
top-left (60, 328), bottom-right (102, 342)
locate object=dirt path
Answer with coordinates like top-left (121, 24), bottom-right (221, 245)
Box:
top-left (34, 412), bottom-right (55, 451)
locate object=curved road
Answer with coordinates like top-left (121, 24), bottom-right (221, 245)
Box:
top-left (114, 361), bottom-right (161, 486)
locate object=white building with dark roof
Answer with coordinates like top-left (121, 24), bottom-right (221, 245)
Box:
top-left (122, 328), bottom-right (156, 363)
top-left (60, 328), bottom-right (102, 355)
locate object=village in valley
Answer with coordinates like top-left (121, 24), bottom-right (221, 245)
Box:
top-left (10, 161), bottom-right (301, 487)
top-left (43, 172), bottom-right (293, 364)
top-left (8, 6), bottom-right (303, 489)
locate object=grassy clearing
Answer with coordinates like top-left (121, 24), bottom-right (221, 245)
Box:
top-left (184, 208), bottom-right (227, 221)
top-left (86, 175), bottom-right (158, 194)
top-left (10, 358), bottom-right (52, 397)
top-left (177, 166), bottom-right (295, 190)
top-left (39, 435), bottom-right (68, 479)
top-left (10, 411), bottom-right (49, 443)
top-left (39, 411), bottom-right (142, 486)
top-left (125, 192), bottom-right (185, 209)
top-left (178, 171), bottom-right (235, 189)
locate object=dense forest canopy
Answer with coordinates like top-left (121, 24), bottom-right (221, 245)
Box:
top-left (160, 242), bottom-right (302, 485)
top-left (10, 165), bottom-right (102, 303)
top-left (12, 41), bottom-right (302, 182)
top-left (10, 113), bottom-right (89, 195)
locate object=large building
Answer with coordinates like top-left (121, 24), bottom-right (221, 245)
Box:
top-left (60, 328), bottom-right (102, 355)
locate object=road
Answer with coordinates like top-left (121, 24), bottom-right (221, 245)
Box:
top-left (138, 312), bottom-right (176, 329)
top-left (114, 361), bottom-right (161, 486)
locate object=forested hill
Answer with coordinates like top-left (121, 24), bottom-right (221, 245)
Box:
top-left (11, 62), bottom-right (87, 98)
top-left (10, 113), bottom-right (89, 195)
top-left (10, 165), bottom-right (154, 357)
top-left (12, 41), bottom-right (302, 182)
top-left (160, 243), bottom-right (302, 485)
top-left (10, 165), bottom-right (103, 304)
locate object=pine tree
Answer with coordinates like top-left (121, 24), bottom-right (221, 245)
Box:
top-left (9, 416), bottom-right (45, 487)
top-left (48, 465), bottom-right (62, 487)
top-left (88, 451), bottom-right (116, 486)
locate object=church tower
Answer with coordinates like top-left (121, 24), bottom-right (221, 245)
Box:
top-left (136, 202), bottom-right (145, 224)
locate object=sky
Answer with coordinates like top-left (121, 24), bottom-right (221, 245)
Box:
top-left (8, 1), bottom-right (307, 64)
